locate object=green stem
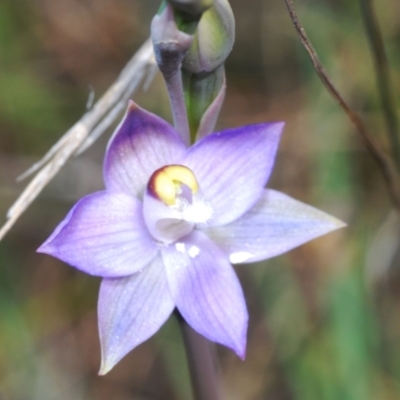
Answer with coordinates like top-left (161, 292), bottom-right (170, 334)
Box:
top-left (176, 312), bottom-right (222, 400)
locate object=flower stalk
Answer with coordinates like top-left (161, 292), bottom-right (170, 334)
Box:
top-left (177, 312), bottom-right (222, 400)
top-left (151, 3), bottom-right (193, 144)
top-left (164, 70), bottom-right (191, 145)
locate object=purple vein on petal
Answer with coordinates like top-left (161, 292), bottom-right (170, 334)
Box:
top-left (204, 189), bottom-right (346, 264)
top-left (38, 191), bottom-right (158, 277)
top-left (162, 231), bottom-right (248, 357)
top-left (98, 256), bottom-right (174, 374)
top-left (104, 101), bottom-right (187, 198)
top-left (181, 122), bottom-right (284, 225)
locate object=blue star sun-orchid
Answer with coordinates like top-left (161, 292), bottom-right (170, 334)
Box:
top-left (38, 101), bottom-right (344, 374)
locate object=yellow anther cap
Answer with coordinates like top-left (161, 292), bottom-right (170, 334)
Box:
top-left (148, 165), bottom-right (199, 206)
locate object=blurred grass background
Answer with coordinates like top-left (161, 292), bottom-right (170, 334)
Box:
top-left (0, 0), bottom-right (400, 399)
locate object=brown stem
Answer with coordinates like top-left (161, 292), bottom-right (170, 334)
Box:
top-left (359, 0), bottom-right (400, 166)
top-left (282, 0), bottom-right (400, 211)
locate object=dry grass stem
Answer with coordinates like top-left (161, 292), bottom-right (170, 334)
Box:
top-left (0, 39), bottom-right (155, 241)
top-left (283, 0), bottom-right (400, 212)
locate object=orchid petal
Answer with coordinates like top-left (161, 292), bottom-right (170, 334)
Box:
top-left (38, 191), bottom-right (158, 277)
top-left (104, 101), bottom-right (187, 198)
top-left (98, 256), bottom-right (175, 374)
top-left (162, 231), bottom-right (248, 357)
top-left (205, 189), bottom-right (345, 264)
top-left (181, 122), bottom-right (284, 225)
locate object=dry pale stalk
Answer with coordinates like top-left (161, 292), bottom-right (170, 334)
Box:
top-left (0, 39), bottom-right (156, 241)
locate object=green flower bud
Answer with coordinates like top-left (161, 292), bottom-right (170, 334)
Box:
top-left (168, 0), bottom-right (213, 16)
top-left (184, 65), bottom-right (226, 140)
top-left (182, 0), bottom-right (235, 74)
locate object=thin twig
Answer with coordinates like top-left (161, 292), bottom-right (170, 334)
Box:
top-left (0, 39), bottom-right (155, 241)
top-left (283, 0), bottom-right (400, 211)
top-left (359, 0), bottom-right (400, 166)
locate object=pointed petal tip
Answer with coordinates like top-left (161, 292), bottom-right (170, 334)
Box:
top-left (270, 121), bottom-right (285, 136)
top-left (36, 239), bottom-right (56, 256)
top-left (36, 244), bottom-right (47, 254)
top-left (98, 342), bottom-right (124, 376)
top-left (98, 359), bottom-right (115, 376)
top-left (235, 316), bottom-right (248, 360)
top-left (127, 99), bottom-right (139, 112)
top-left (237, 347), bottom-right (246, 361)
top-left (220, 329), bottom-right (248, 362)
top-left (98, 367), bottom-right (107, 376)
top-left (234, 339), bottom-right (247, 360)
top-left (326, 215), bottom-right (347, 231)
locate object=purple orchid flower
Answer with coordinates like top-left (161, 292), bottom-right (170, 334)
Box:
top-left (38, 101), bottom-right (344, 374)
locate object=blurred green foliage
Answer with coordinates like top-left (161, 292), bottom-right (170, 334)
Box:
top-left (0, 0), bottom-right (400, 399)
